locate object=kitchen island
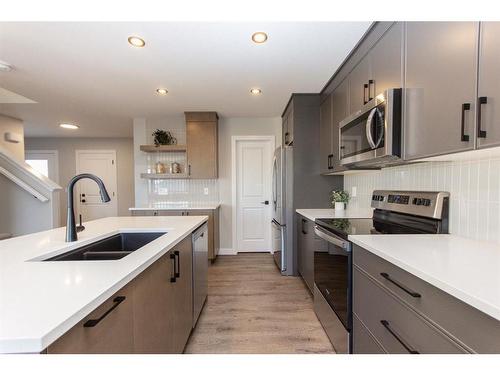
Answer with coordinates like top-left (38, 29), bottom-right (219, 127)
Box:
top-left (0, 215), bottom-right (208, 354)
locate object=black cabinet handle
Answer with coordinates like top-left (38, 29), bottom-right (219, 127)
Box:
top-left (188, 164), bottom-right (191, 176)
top-left (170, 253), bottom-right (176, 282)
top-left (380, 272), bottom-right (421, 298)
top-left (284, 132), bottom-right (290, 145)
top-left (363, 83), bottom-right (369, 105)
top-left (328, 154), bottom-right (334, 170)
top-left (261, 200), bottom-right (269, 205)
top-left (174, 250), bottom-right (180, 278)
top-left (368, 79), bottom-right (375, 101)
top-left (380, 320), bottom-right (419, 354)
top-left (461, 103), bottom-right (471, 142)
top-left (84, 296), bottom-right (126, 327)
top-left (301, 219), bottom-right (308, 235)
top-left (478, 96), bottom-right (488, 138)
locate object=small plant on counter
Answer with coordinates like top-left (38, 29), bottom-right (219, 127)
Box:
top-left (152, 129), bottom-right (177, 146)
top-left (331, 190), bottom-right (350, 210)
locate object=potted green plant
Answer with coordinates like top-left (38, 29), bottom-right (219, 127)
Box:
top-left (331, 190), bottom-right (350, 211)
top-left (152, 129), bottom-right (177, 146)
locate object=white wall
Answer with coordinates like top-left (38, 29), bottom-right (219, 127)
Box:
top-left (218, 117), bottom-right (282, 250)
top-left (25, 137), bottom-right (135, 225)
top-left (0, 114), bottom-right (24, 161)
top-left (344, 155), bottom-right (500, 243)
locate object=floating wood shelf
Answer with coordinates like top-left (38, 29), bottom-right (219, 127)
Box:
top-left (140, 173), bottom-right (189, 179)
top-left (140, 145), bottom-right (187, 153)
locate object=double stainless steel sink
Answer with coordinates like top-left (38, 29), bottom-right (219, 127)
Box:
top-left (44, 232), bottom-right (166, 261)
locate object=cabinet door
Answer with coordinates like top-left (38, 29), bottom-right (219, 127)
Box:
top-left (302, 219), bottom-right (314, 292)
top-left (171, 236), bottom-right (193, 353)
top-left (297, 216), bottom-right (306, 278)
top-left (319, 94), bottom-right (333, 174)
top-left (287, 107), bottom-right (294, 145)
top-left (349, 56), bottom-right (371, 115)
top-left (133, 250), bottom-right (176, 353)
top-left (187, 120), bottom-right (218, 178)
top-left (404, 22), bottom-right (478, 160)
top-left (47, 284), bottom-right (134, 354)
top-left (478, 22), bottom-right (500, 149)
top-left (331, 79), bottom-right (349, 172)
top-left (369, 22), bottom-right (403, 97)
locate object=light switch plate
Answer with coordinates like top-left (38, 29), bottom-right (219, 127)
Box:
top-left (203, 188), bottom-right (209, 195)
top-left (351, 186), bottom-right (357, 197)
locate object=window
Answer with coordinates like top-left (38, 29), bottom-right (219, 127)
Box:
top-left (26, 159), bottom-right (49, 178)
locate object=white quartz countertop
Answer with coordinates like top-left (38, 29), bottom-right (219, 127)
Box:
top-left (349, 234), bottom-right (500, 321)
top-left (0, 216), bottom-right (208, 353)
top-left (130, 203), bottom-right (220, 211)
top-left (295, 207), bottom-right (373, 221)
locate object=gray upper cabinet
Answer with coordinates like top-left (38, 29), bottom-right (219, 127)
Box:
top-left (282, 105), bottom-right (294, 147)
top-left (369, 22), bottom-right (403, 99)
top-left (404, 22), bottom-right (478, 160)
top-left (477, 22), bottom-right (500, 149)
top-left (331, 79), bottom-right (349, 172)
top-left (319, 94), bottom-right (333, 174)
top-left (349, 55), bottom-right (371, 115)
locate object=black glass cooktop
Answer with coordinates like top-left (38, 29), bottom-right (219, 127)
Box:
top-left (314, 218), bottom-right (376, 240)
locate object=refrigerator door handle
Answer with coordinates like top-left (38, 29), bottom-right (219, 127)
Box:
top-left (280, 227), bottom-right (286, 272)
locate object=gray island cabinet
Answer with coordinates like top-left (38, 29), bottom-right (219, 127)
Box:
top-left (46, 236), bottom-right (194, 354)
top-left (353, 244), bottom-right (500, 354)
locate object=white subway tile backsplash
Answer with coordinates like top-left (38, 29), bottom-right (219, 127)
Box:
top-left (344, 156), bottom-right (500, 243)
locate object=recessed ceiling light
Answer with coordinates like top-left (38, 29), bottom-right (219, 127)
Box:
top-left (250, 88), bottom-right (262, 95)
top-left (59, 123), bottom-right (79, 130)
top-left (251, 32), bottom-right (268, 44)
top-left (156, 88), bottom-right (168, 95)
top-left (128, 36), bottom-right (146, 47)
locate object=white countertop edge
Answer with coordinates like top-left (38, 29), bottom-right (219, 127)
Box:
top-left (349, 235), bottom-right (500, 322)
top-left (0, 216), bottom-right (208, 353)
top-left (296, 207), bottom-right (374, 221)
top-left (129, 204), bottom-right (220, 211)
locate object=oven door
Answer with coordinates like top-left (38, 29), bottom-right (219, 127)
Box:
top-left (313, 225), bottom-right (352, 353)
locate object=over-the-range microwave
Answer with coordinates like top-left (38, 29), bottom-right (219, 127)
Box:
top-left (339, 88), bottom-right (402, 168)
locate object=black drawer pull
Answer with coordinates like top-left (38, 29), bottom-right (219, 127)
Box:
top-left (380, 272), bottom-right (421, 298)
top-left (301, 218), bottom-right (308, 235)
top-left (381, 320), bottom-right (419, 354)
top-left (170, 253), bottom-right (176, 282)
top-left (478, 96), bottom-right (488, 138)
top-left (84, 296), bottom-right (126, 327)
top-left (174, 250), bottom-right (180, 278)
top-left (461, 103), bottom-right (470, 142)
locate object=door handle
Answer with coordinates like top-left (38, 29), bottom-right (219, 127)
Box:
top-left (84, 296), bottom-right (126, 327)
top-left (478, 96), bottom-right (488, 138)
top-left (461, 103), bottom-right (471, 142)
top-left (170, 253), bottom-right (176, 282)
top-left (380, 320), bottom-right (419, 354)
top-left (261, 200), bottom-right (269, 205)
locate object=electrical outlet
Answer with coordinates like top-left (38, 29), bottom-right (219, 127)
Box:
top-left (351, 186), bottom-right (357, 197)
top-left (204, 188), bottom-right (209, 195)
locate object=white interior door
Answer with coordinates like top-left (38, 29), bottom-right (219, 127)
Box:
top-left (75, 150), bottom-right (117, 221)
top-left (234, 137), bottom-right (274, 252)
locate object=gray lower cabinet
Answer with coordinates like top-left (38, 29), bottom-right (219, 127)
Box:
top-left (477, 22), bottom-right (500, 149)
top-left (404, 22), bottom-right (478, 160)
top-left (47, 236), bottom-right (195, 354)
top-left (132, 208), bottom-right (220, 261)
top-left (353, 313), bottom-right (385, 354)
top-left (353, 244), bottom-right (500, 354)
top-left (297, 215), bottom-right (314, 292)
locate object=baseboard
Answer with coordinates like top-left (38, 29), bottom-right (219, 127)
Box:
top-left (218, 248), bottom-right (238, 256)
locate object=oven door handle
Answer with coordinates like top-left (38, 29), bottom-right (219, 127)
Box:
top-left (314, 225), bottom-right (351, 251)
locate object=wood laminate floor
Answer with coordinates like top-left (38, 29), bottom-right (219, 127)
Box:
top-left (185, 253), bottom-right (335, 354)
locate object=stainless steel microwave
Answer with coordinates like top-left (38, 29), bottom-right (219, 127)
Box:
top-left (339, 88), bottom-right (402, 168)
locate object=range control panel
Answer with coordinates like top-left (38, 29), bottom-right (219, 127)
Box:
top-left (371, 190), bottom-right (450, 219)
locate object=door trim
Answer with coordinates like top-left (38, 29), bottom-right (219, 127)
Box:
top-left (231, 135), bottom-right (275, 254)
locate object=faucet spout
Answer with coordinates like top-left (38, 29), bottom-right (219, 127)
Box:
top-left (66, 173), bottom-right (111, 242)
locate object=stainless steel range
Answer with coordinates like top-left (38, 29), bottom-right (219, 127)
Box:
top-left (313, 190), bottom-right (450, 354)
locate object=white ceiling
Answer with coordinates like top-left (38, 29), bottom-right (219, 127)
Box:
top-left (0, 22), bottom-right (370, 137)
